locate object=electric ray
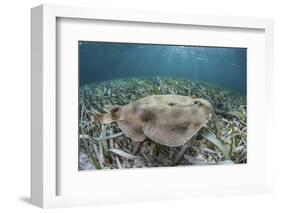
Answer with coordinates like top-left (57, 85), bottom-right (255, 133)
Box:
top-left (94, 95), bottom-right (214, 147)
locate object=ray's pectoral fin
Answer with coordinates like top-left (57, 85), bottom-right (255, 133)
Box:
top-left (143, 123), bottom-right (201, 147)
top-left (117, 120), bottom-right (146, 142)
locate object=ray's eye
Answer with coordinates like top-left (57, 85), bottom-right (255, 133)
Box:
top-left (194, 100), bottom-right (201, 106)
top-left (168, 102), bottom-right (176, 106)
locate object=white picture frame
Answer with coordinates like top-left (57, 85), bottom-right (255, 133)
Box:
top-left (31, 4), bottom-right (274, 208)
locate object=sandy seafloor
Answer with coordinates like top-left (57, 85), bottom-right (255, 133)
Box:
top-left (79, 77), bottom-right (247, 170)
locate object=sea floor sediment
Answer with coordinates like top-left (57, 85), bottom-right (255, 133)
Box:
top-left (79, 77), bottom-right (247, 170)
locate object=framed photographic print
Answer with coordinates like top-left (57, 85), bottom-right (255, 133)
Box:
top-left (31, 4), bottom-right (274, 208)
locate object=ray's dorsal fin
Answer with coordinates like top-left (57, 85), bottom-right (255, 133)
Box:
top-left (103, 105), bottom-right (120, 113)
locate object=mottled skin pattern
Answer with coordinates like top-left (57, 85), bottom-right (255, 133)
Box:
top-left (95, 95), bottom-right (214, 146)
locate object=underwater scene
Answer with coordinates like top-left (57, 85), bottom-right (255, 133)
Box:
top-left (79, 41), bottom-right (247, 170)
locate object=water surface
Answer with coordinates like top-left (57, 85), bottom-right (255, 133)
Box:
top-left (79, 41), bottom-right (246, 95)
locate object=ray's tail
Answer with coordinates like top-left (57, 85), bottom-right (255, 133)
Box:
top-left (91, 106), bottom-right (121, 124)
top-left (92, 112), bottom-right (113, 124)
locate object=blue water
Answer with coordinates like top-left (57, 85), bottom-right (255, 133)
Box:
top-left (79, 41), bottom-right (247, 96)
